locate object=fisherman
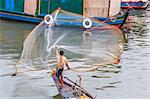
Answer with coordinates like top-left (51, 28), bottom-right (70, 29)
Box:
top-left (55, 46), bottom-right (70, 85)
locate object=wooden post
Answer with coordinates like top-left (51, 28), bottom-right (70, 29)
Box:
top-left (38, 0), bottom-right (41, 15)
top-left (83, 0), bottom-right (85, 16)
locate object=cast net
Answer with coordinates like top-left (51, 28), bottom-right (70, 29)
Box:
top-left (17, 9), bottom-right (124, 72)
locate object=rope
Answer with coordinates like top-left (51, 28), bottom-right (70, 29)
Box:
top-left (69, 62), bottom-right (113, 72)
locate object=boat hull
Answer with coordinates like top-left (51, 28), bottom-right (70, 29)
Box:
top-left (94, 17), bottom-right (124, 25)
top-left (51, 74), bottom-right (93, 99)
top-left (0, 0), bottom-right (128, 27)
top-left (121, 1), bottom-right (149, 9)
top-left (0, 11), bottom-right (128, 28)
top-left (0, 11), bottom-right (41, 23)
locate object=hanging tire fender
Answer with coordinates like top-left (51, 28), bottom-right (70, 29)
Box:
top-left (44, 14), bottom-right (54, 25)
top-left (110, 16), bottom-right (116, 23)
top-left (137, 1), bottom-right (144, 6)
top-left (82, 18), bottom-right (93, 29)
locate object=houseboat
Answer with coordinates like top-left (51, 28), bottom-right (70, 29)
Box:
top-left (0, 0), bottom-right (129, 28)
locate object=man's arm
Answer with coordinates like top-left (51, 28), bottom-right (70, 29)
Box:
top-left (65, 58), bottom-right (70, 70)
top-left (66, 63), bottom-right (70, 70)
top-left (55, 46), bottom-right (59, 59)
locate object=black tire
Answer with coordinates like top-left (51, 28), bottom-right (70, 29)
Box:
top-left (138, 1), bottom-right (144, 6)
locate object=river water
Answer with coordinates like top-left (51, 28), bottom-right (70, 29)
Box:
top-left (0, 8), bottom-right (150, 99)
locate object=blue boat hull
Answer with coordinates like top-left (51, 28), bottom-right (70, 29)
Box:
top-left (0, 10), bottom-right (128, 28)
top-left (94, 17), bottom-right (124, 25)
top-left (121, 1), bottom-right (149, 9)
top-left (0, 12), bottom-right (41, 23)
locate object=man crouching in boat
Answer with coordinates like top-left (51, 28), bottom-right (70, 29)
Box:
top-left (55, 46), bottom-right (70, 86)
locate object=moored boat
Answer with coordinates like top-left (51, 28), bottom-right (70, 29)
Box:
top-left (0, 0), bottom-right (129, 28)
top-left (121, 0), bottom-right (149, 9)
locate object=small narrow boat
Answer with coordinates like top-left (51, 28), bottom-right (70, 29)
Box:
top-left (51, 71), bottom-right (94, 99)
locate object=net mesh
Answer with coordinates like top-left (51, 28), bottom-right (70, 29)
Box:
top-left (17, 9), bottom-right (124, 72)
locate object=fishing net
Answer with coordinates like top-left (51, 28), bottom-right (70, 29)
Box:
top-left (17, 9), bottom-right (124, 72)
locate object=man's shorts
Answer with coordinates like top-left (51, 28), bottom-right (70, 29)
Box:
top-left (56, 68), bottom-right (64, 79)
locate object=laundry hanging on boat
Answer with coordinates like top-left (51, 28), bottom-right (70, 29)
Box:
top-left (24, 0), bottom-right (37, 16)
top-left (83, 0), bottom-right (121, 17)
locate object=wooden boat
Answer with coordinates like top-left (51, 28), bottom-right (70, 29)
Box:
top-left (0, 0), bottom-right (129, 28)
top-left (51, 71), bottom-right (94, 99)
top-left (0, 10), bottom-right (129, 30)
top-left (121, 0), bottom-right (149, 9)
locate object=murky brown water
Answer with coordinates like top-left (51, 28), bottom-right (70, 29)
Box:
top-left (0, 7), bottom-right (150, 99)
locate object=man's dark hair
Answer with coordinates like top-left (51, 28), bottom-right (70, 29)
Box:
top-left (59, 50), bottom-right (64, 55)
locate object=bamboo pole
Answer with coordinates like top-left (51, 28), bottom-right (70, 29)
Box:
top-left (83, 0), bottom-right (85, 16)
top-left (38, 0), bottom-right (41, 15)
